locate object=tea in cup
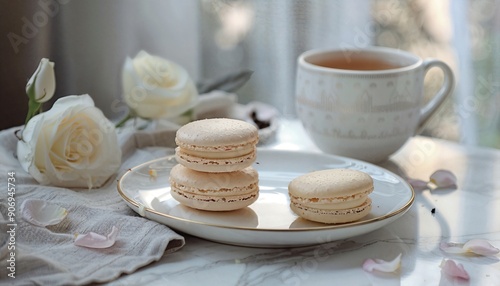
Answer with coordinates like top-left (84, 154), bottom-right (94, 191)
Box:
top-left (295, 47), bottom-right (454, 163)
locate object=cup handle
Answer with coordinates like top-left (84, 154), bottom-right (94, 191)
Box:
top-left (416, 59), bottom-right (455, 134)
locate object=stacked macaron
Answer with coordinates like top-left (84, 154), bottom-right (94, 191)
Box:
top-left (170, 118), bottom-right (260, 211)
top-left (288, 169), bottom-right (374, 224)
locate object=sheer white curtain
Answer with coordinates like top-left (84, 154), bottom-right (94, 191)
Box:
top-left (451, 0), bottom-right (476, 145)
top-left (200, 0), bottom-right (371, 117)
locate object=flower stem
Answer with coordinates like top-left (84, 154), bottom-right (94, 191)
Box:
top-left (115, 112), bottom-right (134, 128)
top-left (24, 99), bottom-right (41, 125)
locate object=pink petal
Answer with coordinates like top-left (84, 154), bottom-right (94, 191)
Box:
top-left (362, 253), bottom-right (402, 273)
top-left (463, 239), bottom-right (500, 256)
top-left (21, 199), bottom-right (67, 227)
top-left (430, 170), bottom-right (457, 189)
top-left (74, 226), bottom-right (119, 249)
top-left (440, 239), bottom-right (499, 256)
top-left (440, 259), bottom-right (470, 280)
top-left (407, 178), bottom-right (429, 191)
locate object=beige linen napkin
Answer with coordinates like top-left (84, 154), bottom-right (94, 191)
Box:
top-left (0, 126), bottom-right (184, 286)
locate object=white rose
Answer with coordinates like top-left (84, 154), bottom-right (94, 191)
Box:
top-left (17, 94), bottom-right (121, 189)
top-left (122, 50), bottom-right (198, 119)
top-left (26, 58), bottom-right (56, 103)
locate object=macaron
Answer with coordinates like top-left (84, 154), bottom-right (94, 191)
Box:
top-left (169, 164), bottom-right (259, 211)
top-left (175, 118), bottom-right (259, 173)
top-left (288, 169), bottom-right (373, 224)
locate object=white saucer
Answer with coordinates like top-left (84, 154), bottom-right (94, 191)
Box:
top-left (117, 149), bottom-right (414, 248)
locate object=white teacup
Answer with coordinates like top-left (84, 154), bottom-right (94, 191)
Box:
top-left (295, 47), bottom-right (454, 163)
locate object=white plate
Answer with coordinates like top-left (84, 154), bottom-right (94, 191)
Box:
top-left (117, 149), bottom-right (414, 248)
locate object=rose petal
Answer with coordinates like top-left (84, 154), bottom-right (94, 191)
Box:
top-left (440, 259), bottom-right (470, 280)
top-left (440, 239), bottom-right (499, 256)
top-left (407, 178), bottom-right (429, 191)
top-left (430, 170), bottom-right (457, 189)
top-left (362, 253), bottom-right (402, 273)
top-left (26, 58), bottom-right (56, 103)
top-left (74, 226), bottom-right (119, 249)
top-left (463, 239), bottom-right (500, 256)
top-left (33, 58), bottom-right (56, 103)
top-left (21, 199), bottom-right (67, 227)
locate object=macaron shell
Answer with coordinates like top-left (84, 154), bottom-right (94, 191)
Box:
top-left (288, 169), bottom-right (374, 198)
top-left (291, 198), bottom-right (372, 224)
top-left (175, 147), bottom-right (256, 173)
top-left (175, 118), bottom-right (258, 147)
top-left (288, 169), bottom-right (374, 224)
top-left (174, 118), bottom-right (259, 173)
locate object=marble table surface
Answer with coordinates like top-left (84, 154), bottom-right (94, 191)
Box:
top-left (110, 120), bottom-right (500, 286)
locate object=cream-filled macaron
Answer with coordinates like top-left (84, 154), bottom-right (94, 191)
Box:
top-left (288, 169), bottom-right (373, 224)
top-left (175, 118), bottom-right (258, 173)
top-left (169, 164), bottom-right (259, 211)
